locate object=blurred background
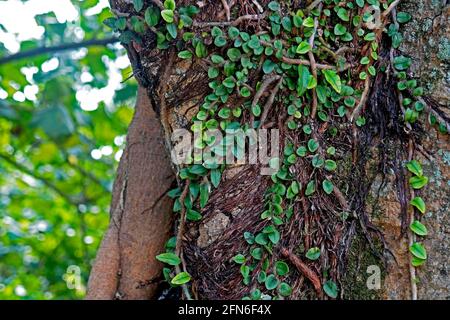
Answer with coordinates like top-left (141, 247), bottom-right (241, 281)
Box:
top-left (0, 0), bottom-right (135, 299)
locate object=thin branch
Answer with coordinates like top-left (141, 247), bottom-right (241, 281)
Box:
top-left (260, 40), bottom-right (335, 70)
top-left (250, 74), bottom-right (281, 126)
top-left (418, 97), bottom-right (450, 133)
top-left (251, 0), bottom-right (264, 13)
top-left (0, 37), bottom-right (119, 65)
top-left (259, 76), bottom-right (283, 128)
top-left (308, 4), bottom-right (322, 119)
top-left (280, 56), bottom-right (335, 69)
top-left (382, 0), bottom-right (401, 18)
top-left (221, 0), bottom-right (231, 22)
top-left (281, 247), bottom-right (322, 297)
top-left (350, 76), bottom-right (371, 122)
top-left (193, 13), bottom-right (265, 27)
top-left (306, 0), bottom-right (323, 12)
top-left (150, 0), bottom-right (165, 11)
top-left (0, 153), bottom-right (79, 205)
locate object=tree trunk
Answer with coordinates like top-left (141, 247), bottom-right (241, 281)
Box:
top-left (86, 86), bottom-right (175, 299)
top-left (88, 0), bottom-right (450, 300)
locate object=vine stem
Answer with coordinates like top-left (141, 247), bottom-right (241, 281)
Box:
top-left (175, 180), bottom-right (192, 300)
top-left (221, 0), bottom-right (231, 21)
top-left (193, 13), bottom-right (266, 27)
top-left (350, 76), bottom-right (371, 122)
top-left (281, 248), bottom-right (323, 297)
top-left (382, 0), bottom-right (401, 18)
top-left (259, 76), bottom-right (283, 128)
top-left (250, 74), bottom-right (281, 127)
top-left (407, 140), bottom-right (418, 300)
top-left (308, 3), bottom-right (322, 119)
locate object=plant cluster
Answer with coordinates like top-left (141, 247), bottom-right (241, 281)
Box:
top-left (104, 0), bottom-right (445, 299)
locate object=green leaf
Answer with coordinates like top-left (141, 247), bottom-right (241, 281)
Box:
top-left (360, 57), bottom-right (370, 65)
top-left (305, 180), bottom-right (315, 196)
top-left (251, 247), bottom-right (263, 260)
top-left (409, 175), bottom-right (428, 189)
top-left (211, 169), bottom-right (221, 188)
top-left (145, 7), bottom-right (160, 27)
top-left (275, 261), bottom-right (289, 276)
top-left (178, 50), bottom-right (192, 59)
top-left (227, 48), bottom-right (241, 61)
top-left (406, 160), bottom-right (423, 176)
top-left (305, 247), bottom-right (321, 260)
top-left (164, 0), bottom-right (176, 10)
top-left (268, 229), bottom-right (280, 244)
top-left (323, 280), bottom-right (338, 298)
top-left (337, 8), bottom-right (349, 21)
top-left (208, 67), bottom-right (219, 78)
top-left (364, 32), bottom-right (376, 41)
top-left (211, 54), bottom-right (225, 64)
top-left (268, 1), bottom-right (280, 11)
top-left (297, 65), bottom-right (311, 96)
top-left (307, 139), bottom-right (319, 152)
top-left (296, 41), bottom-right (311, 54)
top-left (296, 146), bottom-right (307, 157)
top-left (171, 272), bottom-right (191, 285)
top-left (255, 233), bottom-right (268, 245)
top-left (278, 282), bottom-right (292, 297)
top-left (133, 0), bottom-right (144, 12)
top-left (218, 107), bottom-right (232, 119)
top-left (411, 257), bottom-right (426, 267)
top-left (156, 252), bottom-right (181, 266)
top-left (228, 26), bottom-right (240, 39)
top-left (325, 159), bottom-right (337, 171)
top-left (281, 16), bottom-right (292, 32)
top-left (161, 9), bottom-right (174, 23)
top-left (232, 254), bottom-right (246, 264)
top-left (393, 56), bottom-right (412, 70)
top-left (410, 196), bottom-right (426, 214)
top-left (199, 183), bottom-right (209, 208)
top-left (263, 60), bottom-right (276, 74)
top-left (356, 0), bottom-right (365, 8)
top-left (322, 179), bottom-right (334, 195)
top-left (409, 242), bottom-right (427, 260)
top-left (323, 70), bottom-right (342, 93)
top-left (211, 26), bottom-right (222, 37)
top-left (166, 23), bottom-right (177, 39)
top-left (244, 232), bottom-right (255, 244)
top-left (334, 23), bottom-right (347, 36)
top-left (410, 220), bottom-right (428, 236)
top-left (265, 274), bottom-right (279, 290)
top-left (303, 17), bottom-right (314, 28)
top-left (186, 209), bottom-right (202, 221)
top-left (397, 12), bottom-right (411, 24)
top-left (195, 41), bottom-right (207, 58)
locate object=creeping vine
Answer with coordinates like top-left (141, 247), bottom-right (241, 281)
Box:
top-left (104, 0), bottom-right (447, 300)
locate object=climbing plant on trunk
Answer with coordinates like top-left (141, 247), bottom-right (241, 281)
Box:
top-left (88, 0), bottom-right (448, 300)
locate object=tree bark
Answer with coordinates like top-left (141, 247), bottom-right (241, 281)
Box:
top-left (86, 86), bottom-right (175, 299)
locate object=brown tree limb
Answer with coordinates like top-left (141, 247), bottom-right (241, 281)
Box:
top-left (259, 76), bottom-right (283, 128)
top-left (0, 37), bottom-right (119, 65)
top-left (281, 247), bottom-right (322, 296)
top-left (86, 86), bottom-right (175, 300)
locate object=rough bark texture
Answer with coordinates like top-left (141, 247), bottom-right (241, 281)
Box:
top-left (375, 0), bottom-right (450, 300)
top-left (86, 86), bottom-right (175, 299)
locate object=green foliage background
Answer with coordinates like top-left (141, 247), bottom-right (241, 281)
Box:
top-left (0, 0), bottom-right (135, 299)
